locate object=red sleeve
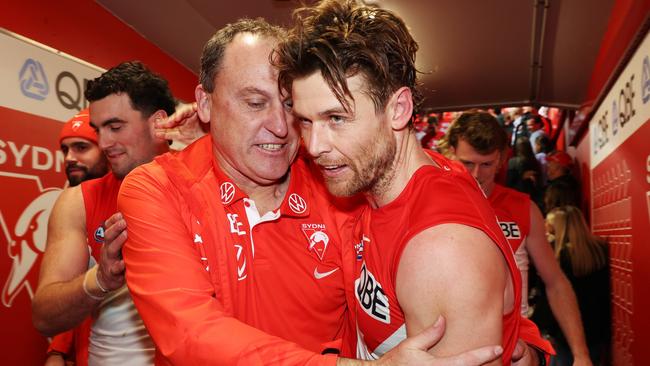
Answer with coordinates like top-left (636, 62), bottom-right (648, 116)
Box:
top-left (519, 316), bottom-right (555, 362)
top-left (118, 165), bottom-right (336, 366)
top-left (47, 330), bottom-right (73, 355)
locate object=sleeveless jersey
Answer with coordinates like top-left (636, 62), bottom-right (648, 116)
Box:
top-left (354, 152), bottom-right (521, 364)
top-left (488, 184), bottom-right (531, 316)
top-left (81, 173), bottom-right (155, 365)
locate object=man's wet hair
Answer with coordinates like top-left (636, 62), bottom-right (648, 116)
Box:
top-left (275, 0), bottom-right (422, 115)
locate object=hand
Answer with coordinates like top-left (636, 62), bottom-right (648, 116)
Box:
top-left (96, 212), bottom-right (127, 291)
top-left (375, 316), bottom-right (503, 366)
top-left (511, 340), bottom-right (538, 366)
top-left (155, 102), bottom-right (206, 146)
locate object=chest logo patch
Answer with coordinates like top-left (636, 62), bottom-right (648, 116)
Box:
top-left (301, 223), bottom-right (329, 260)
top-left (288, 193), bottom-right (307, 214)
top-left (220, 182), bottom-right (235, 205)
top-left (93, 223), bottom-right (105, 243)
top-left (499, 221), bottom-right (521, 239)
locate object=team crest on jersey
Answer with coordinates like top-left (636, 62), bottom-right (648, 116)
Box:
top-left (94, 223), bottom-right (105, 243)
top-left (301, 223), bottom-right (329, 260)
top-left (355, 262), bottom-right (390, 324)
top-left (498, 221), bottom-right (521, 239)
top-left (354, 234), bottom-right (370, 261)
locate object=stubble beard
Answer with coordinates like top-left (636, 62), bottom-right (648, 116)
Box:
top-left (323, 128), bottom-right (397, 198)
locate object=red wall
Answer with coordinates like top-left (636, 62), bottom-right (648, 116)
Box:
top-left (1, 1), bottom-right (197, 364)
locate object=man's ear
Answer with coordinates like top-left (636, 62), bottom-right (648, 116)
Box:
top-left (388, 86), bottom-right (413, 130)
top-left (149, 109), bottom-right (168, 139)
top-left (195, 84), bottom-right (212, 123)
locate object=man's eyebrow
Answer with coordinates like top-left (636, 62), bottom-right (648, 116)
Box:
top-left (236, 87), bottom-right (269, 97)
top-left (293, 106), bottom-right (350, 120)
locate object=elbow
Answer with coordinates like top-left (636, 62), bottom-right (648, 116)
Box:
top-left (32, 308), bottom-right (56, 337)
top-left (31, 296), bottom-right (58, 337)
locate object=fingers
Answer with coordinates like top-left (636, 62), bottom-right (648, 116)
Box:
top-left (103, 212), bottom-right (127, 258)
top-left (444, 345), bottom-right (503, 366)
top-left (405, 316), bottom-right (446, 351)
top-left (155, 102), bottom-right (198, 129)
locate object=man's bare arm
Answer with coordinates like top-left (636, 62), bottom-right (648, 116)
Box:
top-left (526, 203), bottom-right (591, 365)
top-left (396, 223), bottom-right (511, 365)
top-left (32, 187), bottom-right (124, 336)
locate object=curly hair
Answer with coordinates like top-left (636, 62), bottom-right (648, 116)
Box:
top-left (274, 0), bottom-right (422, 115)
top-left (200, 18), bottom-right (286, 93)
top-left (85, 61), bottom-right (175, 117)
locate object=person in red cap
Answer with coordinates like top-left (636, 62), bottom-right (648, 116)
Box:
top-left (59, 108), bottom-right (109, 186)
top-left (545, 151), bottom-right (580, 210)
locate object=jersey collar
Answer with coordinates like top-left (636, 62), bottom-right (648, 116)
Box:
top-left (210, 155), bottom-right (311, 218)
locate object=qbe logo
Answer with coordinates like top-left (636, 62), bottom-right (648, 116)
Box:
top-left (355, 262), bottom-right (390, 324)
top-left (19, 59), bottom-right (49, 101)
top-left (499, 221), bottom-right (521, 239)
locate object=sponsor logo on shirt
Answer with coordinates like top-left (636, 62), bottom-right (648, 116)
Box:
top-left (355, 262), bottom-right (390, 324)
top-left (499, 221), bottom-right (521, 239)
top-left (301, 223), bottom-right (329, 260)
top-left (220, 182), bottom-right (235, 205)
top-left (288, 193), bottom-right (307, 214)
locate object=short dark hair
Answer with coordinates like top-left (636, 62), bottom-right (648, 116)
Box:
top-left (275, 0), bottom-right (422, 115)
top-left (200, 18), bottom-right (286, 93)
top-left (439, 110), bottom-right (508, 155)
top-left (85, 61), bottom-right (175, 117)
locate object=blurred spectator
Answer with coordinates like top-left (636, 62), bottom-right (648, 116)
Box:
top-left (526, 115), bottom-right (548, 152)
top-left (544, 180), bottom-right (577, 214)
top-left (507, 138), bottom-right (543, 207)
top-left (420, 112), bottom-right (443, 150)
top-left (546, 151), bottom-right (580, 208)
top-left (534, 135), bottom-right (552, 186)
top-left (543, 206), bottom-right (611, 366)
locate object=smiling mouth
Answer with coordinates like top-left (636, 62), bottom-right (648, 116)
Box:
top-left (256, 143), bottom-right (284, 152)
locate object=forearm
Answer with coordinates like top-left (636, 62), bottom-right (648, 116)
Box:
top-left (32, 268), bottom-right (102, 336)
top-left (546, 278), bottom-right (589, 358)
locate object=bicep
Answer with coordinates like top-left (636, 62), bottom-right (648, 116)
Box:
top-left (396, 224), bottom-right (506, 358)
top-left (38, 187), bottom-right (89, 287)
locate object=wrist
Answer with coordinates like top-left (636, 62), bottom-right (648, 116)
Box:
top-left (82, 266), bottom-right (107, 300)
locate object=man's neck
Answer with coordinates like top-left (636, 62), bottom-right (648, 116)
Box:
top-left (366, 129), bottom-right (434, 209)
top-left (213, 148), bottom-right (290, 215)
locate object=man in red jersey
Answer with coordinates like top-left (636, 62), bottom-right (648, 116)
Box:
top-left (274, 1), bottom-right (529, 364)
top-left (32, 61), bottom-right (176, 365)
top-left (117, 17), bottom-right (502, 366)
top-left (439, 111), bottom-right (592, 366)
top-left (45, 109), bottom-right (109, 366)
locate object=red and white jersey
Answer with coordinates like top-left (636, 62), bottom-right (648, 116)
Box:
top-left (82, 172), bottom-right (122, 261)
top-left (211, 156), bottom-right (352, 351)
top-left (120, 136), bottom-right (359, 364)
top-left (488, 183), bottom-right (532, 315)
top-left (81, 172), bottom-right (155, 365)
top-left (488, 184), bottom-right (530, 253)
top-left (353, 152), bottom-right (521, 364)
